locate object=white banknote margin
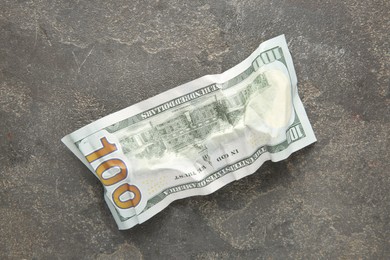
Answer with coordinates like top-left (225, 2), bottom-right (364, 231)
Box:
top-left (62, 35), bottom-right (317, 229)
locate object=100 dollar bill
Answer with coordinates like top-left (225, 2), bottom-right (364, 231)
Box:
top-left (62, 35), bottom-right (316, 230)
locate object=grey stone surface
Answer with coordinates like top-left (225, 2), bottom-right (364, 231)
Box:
top-left (0, 0), bottom-right (389, 259)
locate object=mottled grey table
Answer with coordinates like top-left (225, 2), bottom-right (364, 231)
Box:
top-left (1, 0), bottom-right (389, 259)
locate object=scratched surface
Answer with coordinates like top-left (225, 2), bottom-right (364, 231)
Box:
top-left (0, 0), bottom-right (389, 259)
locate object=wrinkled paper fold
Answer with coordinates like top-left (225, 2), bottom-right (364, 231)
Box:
top-left (62, 35), bottom-right (316, 230)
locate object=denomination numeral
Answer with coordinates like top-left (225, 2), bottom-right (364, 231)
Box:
top-left (86, 137), bottom-right (141, 208)
top-left (112, 184), bottom-right (142, 209)
top-left (287, 125), bottom-right (304, 144)
top-left (95, 159), bottom-right (128, 186)
top-left (85, 137), bottom-right (117, 163)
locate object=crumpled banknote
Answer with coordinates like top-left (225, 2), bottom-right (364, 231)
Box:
top-left (62, 35), bottom-right (316, 230)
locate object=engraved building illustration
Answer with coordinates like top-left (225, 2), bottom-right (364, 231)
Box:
top-left (118, 74), bottom-right (269, 159)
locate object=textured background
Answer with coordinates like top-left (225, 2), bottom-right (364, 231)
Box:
top-left (1, 0), bottom-right (389, 259)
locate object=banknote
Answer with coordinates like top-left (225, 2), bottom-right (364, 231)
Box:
top-left (62, 35), bottom-right (316, 230)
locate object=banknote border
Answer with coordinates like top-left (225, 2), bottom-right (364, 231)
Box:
top-left (62, 35), bottom-right (317, 229)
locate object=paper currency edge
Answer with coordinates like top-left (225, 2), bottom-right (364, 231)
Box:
top-left (61, 34), bottom-right (317, 229)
